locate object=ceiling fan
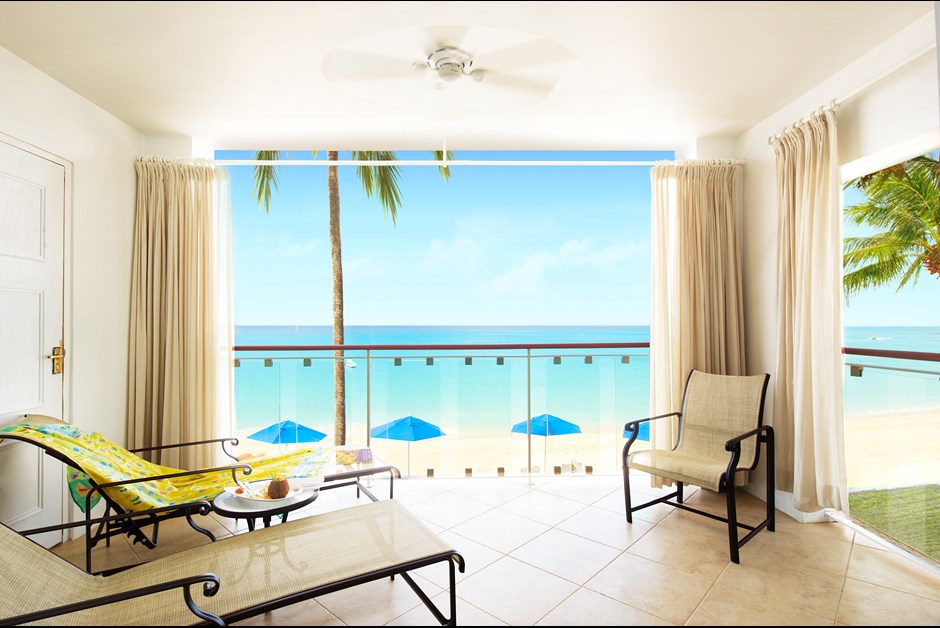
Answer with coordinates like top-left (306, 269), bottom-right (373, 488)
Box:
top-left (321, 25), bottom-right (576, 98)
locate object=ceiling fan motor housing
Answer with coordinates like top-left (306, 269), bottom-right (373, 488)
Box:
top-left (427, 46), bottom-right (474, 82)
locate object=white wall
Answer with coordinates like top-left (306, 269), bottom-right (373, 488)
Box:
top-left (0, 46), bottom-right (143, 441)
top-left (735, 13), bottom-right (938, 518)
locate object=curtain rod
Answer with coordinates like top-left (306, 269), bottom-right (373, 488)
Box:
top-left (766, 42), bottom-right (936, 145)
top-left (213, 159), bottom-right (661, 167)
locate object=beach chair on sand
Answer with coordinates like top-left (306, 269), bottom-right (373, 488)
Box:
top-left (0, 500), bottom-right (465, 625)
top-left (0, 416), bottom-right (331, 572)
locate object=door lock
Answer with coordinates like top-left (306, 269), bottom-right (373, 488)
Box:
top-left (46, 345), bottom-right (65, 375)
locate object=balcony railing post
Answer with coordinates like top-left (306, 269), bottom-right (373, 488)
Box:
top-left (366, 349), bottom-right (371, 447)
top-left (527, 348), bottom-right (532, 479)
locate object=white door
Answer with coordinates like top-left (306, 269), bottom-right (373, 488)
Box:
top-left (0, 139), bottom-right (66, 547)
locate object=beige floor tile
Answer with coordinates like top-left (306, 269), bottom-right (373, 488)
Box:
top-left (451, 508), bottom-right (550, 553)
top-left (386, 592), bottom-right (508, 626)
top-left (556, 505), bottom-right (655, 551)
top-left (736, 519), bottom-right (853, 578)
top-left (51, 532), bottom-right (141, 573)
top-left (458, 557), bottom-right (579, 626)
top-left (370, 479), bottom-right (449, 506)
top-left (317, 574), bottom-right (442, 625)
top-left (127, 516), bottom-right (232, 562)
top-left (846, 544), bottom-right (940, 602)
top-left (585, 552), bottom-right (714, 624)
top-left (837, 577), bottom-right (940, 625)
top-left (592, 474), bottom-right (631, 487)
top-left (232, 599), bottom-right (344, 626)
top-left (688, 578), bottom-right (835, 626)
top-left (499, 490), bottom-right (586, 526)
top-left (774, 515), bottom-right (855, 545)
top-left (536, 588), bottom-right (674, 626)
top-left (681, 487), bottom-right (771, 523)
top-left (534, 478), bottom-right (621, 505)
top-left (404, 492), bottom-right (493, 529)
top-left (511, 528), bottom-right (621, 585)
top-left (628, 515), bottom-right (732, 579)
top-left (450, 479), bottom-right (533, 507)
top-left (851, 529), bottom-right (892, 551)
top-left (714, 556), bottom-right (845, 619)
top-left (413, 530), bottom-right (504, 588)
top-left (593, 489), bottom-right (676, 523)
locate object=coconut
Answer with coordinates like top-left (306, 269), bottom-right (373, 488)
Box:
top-left (267, 477), bottom-right (291, 499)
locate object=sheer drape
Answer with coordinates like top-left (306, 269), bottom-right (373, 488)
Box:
top-left (128, 157), bottom-right (233, 469)
top-left (649, 160), bottom-right (747, 486)
top-left (772, 111), bottom-right (848, 512)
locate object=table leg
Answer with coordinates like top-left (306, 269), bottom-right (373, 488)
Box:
top-left (263, 516), bottom-right (271, 528)
top-left (247, 518), bottom-right (255, 532)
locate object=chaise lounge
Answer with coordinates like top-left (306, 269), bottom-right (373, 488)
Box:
top-left (0, 499), bottom-right (465, 625)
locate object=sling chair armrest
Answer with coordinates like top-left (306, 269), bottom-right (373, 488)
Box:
top-left (724, 425), bottom-right (774, 452)
top-left (130, 437), bottom-right (241, 461)
top-left (0, 573), bottom-right (223, 626)
top-left (623, 412), bottom-right (682, 457)
top-left (18, 502), bottom-right (214, 538)
top-left (623, 411), bottom-right (681, 433)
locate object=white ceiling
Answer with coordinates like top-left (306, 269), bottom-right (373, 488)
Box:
top-left (0, 1), bottom-right (932, 151)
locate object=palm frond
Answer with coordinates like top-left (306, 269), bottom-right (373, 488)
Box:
top-left (252, 150), bottom-right (285, 213)
top-left (432, 150), bottom-right (455, 181)
top-left (353, 151), bottom-right (403, 223)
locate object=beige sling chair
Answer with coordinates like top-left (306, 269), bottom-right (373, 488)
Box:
top-left (0, 500), bottom-right (464, 625)
top-left (622, 370), bottom-right (773, 563)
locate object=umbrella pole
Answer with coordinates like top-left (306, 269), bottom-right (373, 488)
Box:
top-left (408, 441), bottom-right (411, 477)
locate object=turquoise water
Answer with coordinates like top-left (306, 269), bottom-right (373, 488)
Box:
top-left (233, 325), bottom-right (940, 435)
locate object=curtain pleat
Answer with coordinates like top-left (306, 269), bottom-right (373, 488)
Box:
top-left (772, 111), bottom-right (848, 512)
top-left (128, 158), bottom-right (233, 469)
top-left (649, 160), bottom-right (747, 487)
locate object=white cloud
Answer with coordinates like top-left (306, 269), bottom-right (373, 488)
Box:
top-left (487, 238), bottom-right (645, 295)
top-left (345, 256), bottom-right (387, 280)
top-left (420, 237), bottom-right (481, 271)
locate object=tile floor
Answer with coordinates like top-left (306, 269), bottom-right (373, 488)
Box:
top-left (51, 474), bottom-right (940, 626)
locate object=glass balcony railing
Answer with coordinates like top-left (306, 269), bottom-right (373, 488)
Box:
top-left (842, 347), bottom-right (940, 562)
top-left (233, 342), bottom-right (650, 478)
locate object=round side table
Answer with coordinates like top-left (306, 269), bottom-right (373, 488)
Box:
top-left (211, 488), bottom-right (319, 531)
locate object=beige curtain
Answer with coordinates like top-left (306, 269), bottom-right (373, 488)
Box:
top-left (649, 160), bottom-right (747, 486)
top-left (772, 110), bottom-right (848, 512)
top-left (128, 157), bottom-right (234, 469)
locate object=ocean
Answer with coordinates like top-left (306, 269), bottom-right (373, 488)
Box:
top-left (233, 325), bottom-right (940, 435)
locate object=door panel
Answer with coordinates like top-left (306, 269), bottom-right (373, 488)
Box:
top-left (0, 139), bottom-right (65, 548)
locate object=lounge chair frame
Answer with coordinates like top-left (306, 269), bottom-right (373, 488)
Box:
top-left (2, 432), bottom-right (252, 573)
top-left (622, 372), bottom-right (774, 563)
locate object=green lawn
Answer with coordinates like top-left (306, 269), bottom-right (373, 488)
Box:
top-left (849, 484), bottom-right (940, 562)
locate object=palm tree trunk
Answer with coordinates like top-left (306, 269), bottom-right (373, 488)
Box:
top-left (328, 151), bottom-right (346, 445)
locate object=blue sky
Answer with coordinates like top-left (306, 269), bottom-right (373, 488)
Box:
top-left (220, 150), bottom-right (669, 326)
top-left (219, 149), bottom-right (938, 328)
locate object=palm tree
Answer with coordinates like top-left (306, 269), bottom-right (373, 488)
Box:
top-left (843, 154), bottom-right (939, 297)
top-left (253, 150), bottom-right (452, 445)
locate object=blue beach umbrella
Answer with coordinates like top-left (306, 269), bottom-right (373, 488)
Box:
top-left (511, 414), bottom-right (582, 472)
top-left (370, 415), bottom-right (446, 475)
top-left (248, 419), bottom-right (327, 447)
top-left (511, 413), bottom-right (582, 437)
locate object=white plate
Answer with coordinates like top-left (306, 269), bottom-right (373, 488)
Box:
top-left (224, 481), bottom-right (303, 503)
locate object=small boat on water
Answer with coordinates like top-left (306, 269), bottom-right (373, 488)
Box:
top-left (869, 335), bottom-right (891, 341)
top-left (345, 359), bottom-right (357, 369)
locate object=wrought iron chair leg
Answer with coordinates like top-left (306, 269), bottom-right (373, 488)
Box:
top-left (726, 481), bottom-right (740, 564)
top-left (676, 481), bottom-right (684, 503)
top-left (185, 512), bottom-right (216, 542)
top-left (623, 459), bottom-right (633, 524)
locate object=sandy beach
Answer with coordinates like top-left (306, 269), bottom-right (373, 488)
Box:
top-left (235, 406), bottom-right (939, 490)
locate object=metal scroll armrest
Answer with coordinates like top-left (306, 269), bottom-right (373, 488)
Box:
top-left (0, 574), bottom-right (224, 626)
top-left (130, 437), bottom-right (241, 461)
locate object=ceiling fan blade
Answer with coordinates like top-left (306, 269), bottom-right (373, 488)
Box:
top-left (322, 49), bottom-right (422, 82)
top-left (477, 70), bottom-right (555, 96)
top-left (420, 25), bottom-right (469, 51)
top-left (473, 38), bottom-right (574, 70)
